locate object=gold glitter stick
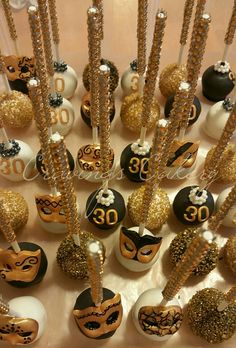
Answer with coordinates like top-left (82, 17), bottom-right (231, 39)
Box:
top-left (139, 119), bottom-right (168, 236)
top-left (137, 0), bottom-right (148, 95)
top-left (47, 0), bottom-right (60, 62)
top-left (139, 9), bottom-right (167, 146)
top-left (200, 102), bottom-right (236, 189)
top-left (179, 13), bottom-right (211, 139)
top-left (222, 0), bottom-right (236, 61)
top-left (208, 183), bottom-right (236, 232)
top-left (1, 0), bottom-right (20, 55)
top-left (178, 0), bottom-right (195, 65)
top-left (87, 7), bottom-right (101, 144)
top-left (28, 78), bottom-right (57, 195)
top-left (217, 286), bottom-right (236, 311)
top-left (0, 199), bottom-right (21, 253)
top-left (161, 230), bottom-right (212, 304)
top-left (38, 0), bottom-right (55, 93)
top-left (99, 65), bottom-right (111, 191)
top-left (50, 132), bottom-right (81, 246)
top-left (92, 0), bottom-right (103, 40)
top-left (0, 295), bottom-right (9, 315)
top-left (86, 240), bottom-right (104, 307)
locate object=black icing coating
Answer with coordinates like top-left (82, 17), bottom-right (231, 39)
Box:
top-left (36, 148), bottom-right (75, 178)
top-left (173, 185), bottom-right (214, 226)
top-left (7, 242), bottom-right (48, 288)
top-left (120, 143), bottom-right (150, 182)
top-left (202, 64), bottom-right (235, 102)
top-left (164, 94), bottom-right (201, 127)
top-left (86, 189), bottom-right (126, 230)
top-left (8, 80), bottom-right (29, 95)
top-left (74, 288), bottom-right (118, 339)
top-left (80, 99), bottom-right (115, 128)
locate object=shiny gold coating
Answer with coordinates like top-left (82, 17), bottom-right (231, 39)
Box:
top-left (35, 194), bottom-right (65, 223)
top-left (187, 288), bottom-right (236, 344)
top-left (208, 182), bottom-right (236, 232)
top-left (137, 0), bottom-right (148, 77)
top-left (77, 144), bottom-right (114, 172)
top-left (167, 140), bottom-right (199, 168)
top-left (38, 0), bottom-right (54, 77)
top-left (2, 0), bottom-right (17, 41)
top-left (224, 0), bottom-right (236, 45)
top-left (128, 185), bottom-right (171, 230)
top-left (0, 190), bottom-right (28, 232)
top-left (87, 7), bottom-right (101, 128)
top-left (3, 56), bottom-right (35, 81)
top-left (0, 297), bottom-right (9, 315)
top-left (159, 63), bottom-right (187, 98)
top-left (180, 0), bottom-right (195, 45)
top-left (28, 6), bottom-right (52, 129)
top-left (48, 0), bottom-right (60, 45)
top-left (92, 0), bottom-right (103, 40)
top-left (169, 228), bottom-right (219, 276)
top-left (0, 199), bottom-right (16, 243)
top-left (141, 10), bottom-right (166, 127)
top-left (225, 236), bottom-right (236, 275)
top-left (0, 91), bottom-right (33, 128)
top-left (28, 79), bottom-right (56, 189)
top-left (120, 92), bottom-right (160, 133)
top-left (163, 232), bottom-right (211, 301)
top-left (57, 233), bottom-right (93, 279)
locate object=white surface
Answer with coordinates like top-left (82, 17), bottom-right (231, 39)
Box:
top-left (53, 66), bottom-right (78, 100)
top-left (51, 98), bottom-right (75, 137)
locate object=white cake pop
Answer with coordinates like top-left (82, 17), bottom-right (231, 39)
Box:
top-left (216, 187), bottom-right (236, 228)
top-left (49, 94), bottom-right (74, 136)
top-left (121, 60), bottom-right (140, 96)
top-left (53, 62), bottom-right (78, 99)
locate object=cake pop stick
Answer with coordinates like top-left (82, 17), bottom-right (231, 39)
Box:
top-left (92, 0), bottom-right (103, 40)
top-left (222, 1), bottom-right (236, 62)
top-left (73, 240), bottom-right (123, 339)
top-left (137, 0), bottom-right (148, 95)
top-left (1, 0), bottom-right (20, 55)
top-left (178, 0), bottom-right (195, 65)
top-left (47, 0), bottom-right (60, 62)
top-left (133, 231), bottom-right (212, 341)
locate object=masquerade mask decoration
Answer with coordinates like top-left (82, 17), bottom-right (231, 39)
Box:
top-left (167, 141), bottom-right (199, 169)
top-left (35, 194), bottom-right (65, 224)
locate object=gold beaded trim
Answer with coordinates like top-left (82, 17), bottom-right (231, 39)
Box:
top-left (137, 0), bottom-right (148, 77)
top-left (224, 0), bottom-right (236, 45)
top-left (180, 0), bottom-right (195, 46)
top-left (2, 0), bottom-right (17, 41)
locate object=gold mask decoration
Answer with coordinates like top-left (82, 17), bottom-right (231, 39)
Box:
top-left (0, 249), bottom-right (41, 282)
top-left (73, 294), bottom-right (122, 339)
top-left (138, 305), bottom-right (183, 337)
top-left (120, 227), bottom-right (162, 263)
top-left (77, 144), bottom-right (114, 172)
top-left (3, 56), bottom-right (35, 81)
top-left (167, 141), bottom-right (199, 168)
top-left (35, 194), bottom-right (66, 224)
top-left (0, 315), bottom-right (38, 345)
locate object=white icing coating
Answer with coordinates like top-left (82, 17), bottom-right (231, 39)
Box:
top-left (189, 187), bottom-right (208, 205)
top-left (204, 101), bottom-right (234, 140)
top-left (51, 98), bottom-right (74, 136)
top-left (114, 226), bottom-right (161, 272)
top-left (53, 66), bottom-right (78, 99)
top-left (8, 296), bottom-right (47, 344)
top-left (9, 0), bottom-right (27, 10)
top-left (38, 218), bottom-right (67, 234)
top-left (216, 187), bottom-right (236, 228)
top-left (131, 140), bottom-right (150, 156)
top-left (132, 288), bottom-right (181, 341)
top-left (96, 189), bottom-right (115, 206)
top-left (121, 66), bottom-right (139, 96)
top-left (214, 61), bottom-right (230, 73)
top-left (0, 140), bottom-right (34, 182)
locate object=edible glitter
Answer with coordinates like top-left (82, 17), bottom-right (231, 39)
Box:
top-left (159, 63), bottom-right (187, 98)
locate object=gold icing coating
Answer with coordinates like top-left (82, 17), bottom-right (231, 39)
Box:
top-left (48, 0), bottom-right (60, 45)
top-left (86, 240), bottom-right (104, 306)
top-left (141, 10), bottom-right (166, 127)
top-left (180, 0), bottom-right (195, 46)
top-left (128, 185), bottom-right (170, 230)
top-left (28, 6), bottom-right (52, 129)
top-left (92, 0), bottom-right (103, 40)
top-left (137, 0), bottom-right (148, 77)
top-left (159, 63), bottom-right (187, 98)
top-left (0, 190), bottom-right (28, 232)
top-left (120, 92), bottom-right (160, 133)
top-left (163, 232), bottom-right (211, 301)
top-left (2, 0), bottom-right (17, 41)
top-left (0, 199), bottom-right (16, 244)
top-left (35, 194), bottom-right (65, 223)
top-left (28, 79), bottom-right (56, 189)
top-left (0, 297), bottom-right (9, 315)
top-left (3, 55), bottom-right (35, 82)
top-left (87, 7), bottom-right (101, 128)
top-left (38, 0), bottom-right (54, 77)
top-left (225, 236), bottom-right (236, 275)
top-left (224, 0), bottom-right (236, 45)
top-left (99, 66), bottom-right (112, 177)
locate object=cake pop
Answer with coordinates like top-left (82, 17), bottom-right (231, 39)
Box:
top-left (0, 200), bottom-right (48, 288)
top-left (159, 0), bottom-right (194, 98)
top-left (225, 236), bottom-right (236, 274)
top-left (202, 1), bottom-right (236, 101)
top-left (187, 287), bottom-right (236, 343)
top-left (120, 9), bottom-right (166, 134)
top-left (216, 187), bottom-right (236, 228)
top-left (133, 231), bottom-right (212, 341)
top-left (73, 240), bottom-right (123, 339)
top-left (86, 65), bottom-right (126, 230)
top-left (0, 295), bottom-right (47, 345)
top-left (121, 59), bottom-right (140, 96)
top-left (116, 119), bottom-right (169, 272)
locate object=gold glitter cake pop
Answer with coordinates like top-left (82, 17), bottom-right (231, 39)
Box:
top-left (187, 287), bottom-right (236, 344)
